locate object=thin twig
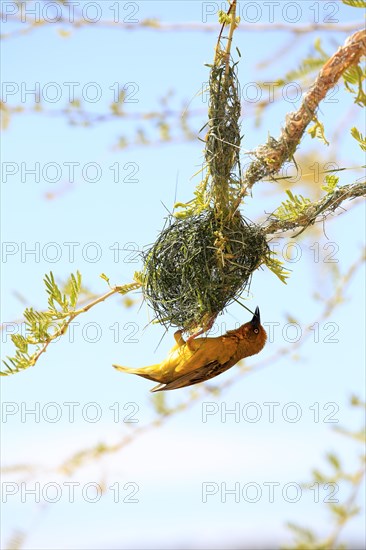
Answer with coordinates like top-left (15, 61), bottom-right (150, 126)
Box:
top-left (224, 1), bottom-right (237, 78)
top-left (1, 282), bottom-right (142, 373)
top-left (32, 285), bottom-right (140, 366)
top-left (264, 181), bottom-right (366, 235)
top-left (1, 16), bottom-right (362, 41)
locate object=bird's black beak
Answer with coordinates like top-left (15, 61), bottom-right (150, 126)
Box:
top-left (250, 307), bottom-right (261, 329)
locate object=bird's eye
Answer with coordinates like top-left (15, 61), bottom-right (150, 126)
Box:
top-left (253, 328), bottom-right (259, 334)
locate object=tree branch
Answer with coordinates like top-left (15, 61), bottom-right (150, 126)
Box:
top-left (236, 29), bottom-right (366, 205)
top-left (265, 181), bottom-right (366, 235)
top-left (1, 15), bottom-right (362, 41)
top-left (1, 279), bottom-right (142, 376)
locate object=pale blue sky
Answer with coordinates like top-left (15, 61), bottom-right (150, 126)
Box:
top-left (1, 1), bottom-right (365, 548)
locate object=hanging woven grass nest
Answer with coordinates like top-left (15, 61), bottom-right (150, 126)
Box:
top-left (142, 210), bottom-right (269, 332)
top-left (138, 2), bottom-right (287, 334)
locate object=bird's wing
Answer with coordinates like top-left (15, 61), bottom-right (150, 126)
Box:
top-left (151, 358), bottom-right (233, 392)
top-left (170, 335), bottom-right (238, 375)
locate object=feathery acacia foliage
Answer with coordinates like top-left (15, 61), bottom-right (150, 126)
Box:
top-left (1, 272), bottom-right (142, 376)
top-left (2, 271), bottom-right (82, 375)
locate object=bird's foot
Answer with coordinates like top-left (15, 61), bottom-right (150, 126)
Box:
top-left (174, 330), bottom-right (186, 346)
top-left (186, 315), bottom-right (216, 347)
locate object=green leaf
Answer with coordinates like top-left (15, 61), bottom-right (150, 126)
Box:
top-left (286, 522), bottom-right (317, 543)
top-left (100, 273), bottom-right (111, 286)
top-left (272, 40), bottom-right (328, 87)
top-left (350, 395), bottom-right (366, 409)
top-left (307, 119), bottom-right (329, 145)
top-left (10, 335), bottom-right (29, 354)
top-left (218, 10), bottom-right (231, 25)
top-left (351, 127), bottom-right (366, 151)
top-left (69, 271), bottom-right (82, 308)
top-left (322, 175), bottom-right (339, 193)
top-left (264, 255), bottom-right (291, 284)
top-left (44, 272), bottom-right (68, 312)
top-left (312, 468), bottom-right (326, 482)
top-left (274, 190), bottom-right (312, 222)
top-left (326, 452), bottom-right (341, 471)
top-left (116, 280), bottom-right (142, 295)
top-left (343, 65), bottom-right (366, 106)
top-left (313, 39), bottom-right (327, 59)
top-left (329, 504), bottom-right (349, 519)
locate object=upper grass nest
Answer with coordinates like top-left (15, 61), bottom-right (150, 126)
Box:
top-left (142, 210), bottom-right (269, 332)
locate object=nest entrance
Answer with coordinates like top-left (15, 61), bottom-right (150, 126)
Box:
top-left (142, 211), bottom-right (268, 332)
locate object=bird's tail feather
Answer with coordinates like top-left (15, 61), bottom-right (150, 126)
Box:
top-left (150, 382), bottom-right (167, 392)
top-left (112, 364), bottom-right (160, 382)
top-left (113, 364), bottom-right (136, 374)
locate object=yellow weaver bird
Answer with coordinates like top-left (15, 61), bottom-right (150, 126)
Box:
top-left (113, 307), bottom-right (267, 392)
